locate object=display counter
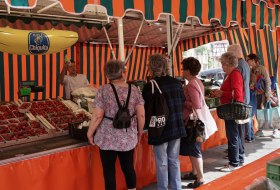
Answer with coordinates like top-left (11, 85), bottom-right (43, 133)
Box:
top-left (0, 110), bottom-right (247, 190)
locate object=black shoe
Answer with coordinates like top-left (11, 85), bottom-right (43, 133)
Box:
top-left (185, 180), bottom-right (204, 189)
top-left (181, 172), bottom-right (197, 180)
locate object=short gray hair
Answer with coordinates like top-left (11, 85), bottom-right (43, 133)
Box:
top-left (104, 60), bottom-right (126, 80)
top-left (220, 52), bottom-right (238, 68)
top-left (227, 44), bottom-right (243, 58)
top-left (148, 54), bottom-right (167, 77)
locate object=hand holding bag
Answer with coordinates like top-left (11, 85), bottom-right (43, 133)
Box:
top-left (184, 111), bottom-right (206, 143)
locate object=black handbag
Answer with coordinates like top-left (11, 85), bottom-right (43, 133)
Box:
top-left (184, 119), bottom-right (206, 143)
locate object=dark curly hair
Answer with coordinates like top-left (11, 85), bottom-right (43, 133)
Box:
top-left (181, 57), bottom-right (201, 76)
top-left (246, 53), bottom-right (260, 63)
top-left (148, 54), bottom-right (168, 77)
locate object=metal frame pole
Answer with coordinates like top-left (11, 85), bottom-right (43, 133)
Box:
top-left (166, 15), bottom-right (173, 76)
top-left (117, 18), bottom-right (125, 61)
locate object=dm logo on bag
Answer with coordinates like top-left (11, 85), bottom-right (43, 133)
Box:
top-left (28, 32), bottom-right (50, 54)
top-left (149, 115), bottom-right (166, 128)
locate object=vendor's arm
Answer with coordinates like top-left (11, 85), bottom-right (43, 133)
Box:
top-left (135, 104), bottom-right (145, 143)
top-left (59, 63), bottom-right (68, 85)
top-left (87, 107), bottom-right (104, 145)
top-left (260, 66), bottom-right (272, 100)
top-left (82, 74), bottom-right (90, 86)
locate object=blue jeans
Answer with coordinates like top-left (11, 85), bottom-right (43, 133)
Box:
top-left (225, 120), bottom-right (245, 167)
top-left (153, 138), bottom-right (181, 190)
top-left (245, 118), bottom-right (255, 141)
top-left (246, 90), bottom-right (257, 140)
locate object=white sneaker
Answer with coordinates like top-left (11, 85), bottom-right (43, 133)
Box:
top-left (219, 164), bottom-right (240, 172)
top-left (255, 130), bottom-right (265, 137)
top-left (272, 130), bottom-right (280, 138)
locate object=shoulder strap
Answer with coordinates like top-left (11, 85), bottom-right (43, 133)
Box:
top-left (193, 80), bottom-right (206, 105)
top-left (110, 83), bottom-right (131, 109)
top-left (110, 83), bottom-right (122, 108)
top-left (150, 79), bottom-right (162, 94)
top-left (104, 84), bottom-right (132, 120)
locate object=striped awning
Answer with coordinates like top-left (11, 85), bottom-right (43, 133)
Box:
top-left (252, 0), bottom-right (280, 8)
top-left (4, 0), bottom-right (280, 30)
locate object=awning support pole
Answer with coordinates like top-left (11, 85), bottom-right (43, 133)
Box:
top-left (37, 2), bottom-right (60, 14)
top-left (117, 18), bottom-right (125, 61)
top-left (166, 15), bottom-right (174, 76)
top-left (125, 20), bottom-right (144, 64)
top-left (168, 24), bottom-right (183, 57)
top-left (103, 26), bottom-right (116, 60)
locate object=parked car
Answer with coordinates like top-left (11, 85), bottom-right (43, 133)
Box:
top-left (199, 68), bottom-right (225, 87)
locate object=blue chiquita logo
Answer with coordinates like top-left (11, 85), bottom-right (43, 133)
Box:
top-left (28, 32), bottom-right (50, 54)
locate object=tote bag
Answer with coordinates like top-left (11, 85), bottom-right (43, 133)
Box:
top-left (193, 80), bottom-right (218, 140)
top-left (145, 80), bottom-right (169, 138)
top-left (256, 102), bottom-right (272, 129)
top-left (257, 83), bottom-right (280, 130)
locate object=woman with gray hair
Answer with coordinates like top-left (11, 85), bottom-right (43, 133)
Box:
top-left (142, 54), bottom-right (186, 189)
top-left (87, 60), bottom-right (145, 190)
top-left (214, 52), bottom-right (245, 172)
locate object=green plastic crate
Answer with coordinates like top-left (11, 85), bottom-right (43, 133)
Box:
top-left (19, 88), bottom-right (31, 96)
top-left (267, 156), bottom-right (280, 187)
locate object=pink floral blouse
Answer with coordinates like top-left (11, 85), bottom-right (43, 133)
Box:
top-left (94, 84), bottom-right (144, 151)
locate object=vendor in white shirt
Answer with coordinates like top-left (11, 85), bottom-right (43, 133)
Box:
top-left (59, 59), bottom-right (89, 99)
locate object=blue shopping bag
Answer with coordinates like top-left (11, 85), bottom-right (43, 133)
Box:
top-left (270, 104), bottom-right (280, 129)
top-left (257, 102), bottom-right (272, 130)
top-left (257, 83), bottom-right (280, 130)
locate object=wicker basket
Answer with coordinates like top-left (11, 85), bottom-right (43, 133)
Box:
top-left (216, 101), bottom-right (252, 120)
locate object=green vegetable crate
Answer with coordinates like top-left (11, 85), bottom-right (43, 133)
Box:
top-left (267, 156), bottom-right (280, 187)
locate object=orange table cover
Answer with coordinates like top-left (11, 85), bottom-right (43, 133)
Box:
top-left (0, 110), bottom-right (240, 190)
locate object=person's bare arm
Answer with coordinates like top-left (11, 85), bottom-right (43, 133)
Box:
top-left (87, 107), bottom-right (104, 145)
top-left (135, 104), bottom-right (145, 143)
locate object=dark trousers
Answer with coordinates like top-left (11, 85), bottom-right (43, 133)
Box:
top-left (245, 119), bottom-right (254, 141)
top-left (99, 149), bottom-right (136, 190)
top-left (245, 90), bottom-right (257, 140)
top-left (225, 120), bottom-right (245, 167)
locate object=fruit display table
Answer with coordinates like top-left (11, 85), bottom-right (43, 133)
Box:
top-left (0, 99), bottom-right (89, 148)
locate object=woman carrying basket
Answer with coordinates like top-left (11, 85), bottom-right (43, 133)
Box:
top-left (214, 52), bottom-right (245, 172)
